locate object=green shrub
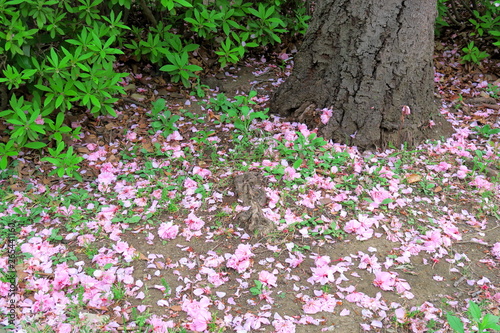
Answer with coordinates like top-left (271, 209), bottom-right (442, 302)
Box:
top-left (436, 0), bottom-right (500, 64)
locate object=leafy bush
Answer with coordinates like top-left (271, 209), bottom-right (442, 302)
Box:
top-left (0, 0), bottom-right (130, 174)
top-left (436, 0), bottom-right (500, 63)
top-left (0, 0), bottom-right (312, 175)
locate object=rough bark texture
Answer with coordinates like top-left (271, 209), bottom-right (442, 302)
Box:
top-left (271, 0), bottom-right (453, 150)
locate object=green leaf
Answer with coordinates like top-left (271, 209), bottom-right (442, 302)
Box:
top-left (480, 314), bottom-right (500, 330)
top-left (468, 301), bottom-right (481, 321)
top-left (185, 64), bottom-right (203, 71)
top-left (160, 64), bottom-right (178, 73)
top-left (446, 313), bottom-right (464, 333)
top-left (293, 159), bottom-right (303, 169)
top-left (23, 142), bottom-right (46, 149)
top-left (42, 157), bottom-right (59, 165)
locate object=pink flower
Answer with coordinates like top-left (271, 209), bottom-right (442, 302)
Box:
top-left (126, 131), bottom-right (137, 141)
top-left (303, 297), bottom-right (323, 314)
top-left (184, 213), bottom-right (205, 231)
top-left (423, 230), bottom-right (443, 251)
top-left (33, 115), bottom-right (45, 125)
top-left (182, 296), bottom-right (212, 332)
top-left (183, 177), bottom-right (198, 195)
top-left (284, 166), bottom-right (301, 181)
top-left (308, 265), bottom-right (334, 285)
top-left (344, 219), bottom-right (361, 234)
top-left (455, 165), bottom-right (468, 179)
top-left (134, 197), bottom-right (148, 207)
top-left (469, 176), bottom-right (493, 190)
top-left (320, 108), bottom-right (333, 124)
top-left (57, 323), bottom-right (72, 333)
top-left (192, 166), bottom-right (212, 179)
top-left (278, 52), bottom-right (289, 61)
top-left (97, 171), bottom-right (116, 185)
top-left (285, 252), bottom-right (304, 268)
top-left (394, 308), bottom-right (406, 323)
top-left (434, 161), bottom-right (452, 172)
top-left (477, 80), bottom-right (488, 88)
top-left (369, 187), bottom-right (392, 208)
top-left (258, 270), bottom-right (277, 287)
top-left (226, 244), bottom-right (254, 273)
top-left (491, 242), bottom-right (500, 259)
top-left (402, 105), bottom-right (411, 115)
top-left (373, 271), bottom-right (396, 291)
top-left (272, 315), bottom-right (296, 333)
top-left (158, 221), bottom-right (179, 240)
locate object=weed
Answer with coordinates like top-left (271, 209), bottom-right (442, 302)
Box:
top-left (474, 124), bottom-right (500, 139)
top-left (147, 98), bottom-right (180, 137)
top-left (160, 277), bottom-right (172, 296)
top-left (112, 282), bottom-right (126, 301)
top-left (446, 300), bottom-right (500, 333)
top-left (250, 279), bottom-right (265, 296)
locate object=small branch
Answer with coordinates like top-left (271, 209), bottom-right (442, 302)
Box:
top-left (139, 0), bottom-right (158, 27)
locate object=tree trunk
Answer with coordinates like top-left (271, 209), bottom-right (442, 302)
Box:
top-left (270, 0), bottom-right (453, 150)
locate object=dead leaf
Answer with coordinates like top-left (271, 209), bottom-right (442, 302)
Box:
top-left (406, 174), bottom-right (422, 183)
top-left (208, 110), bottom-right (220, 121)
top-left (130, 93), bottom-right (147, 101)
top-left (434, 186), bottom-right (442, 193)
top-left (123, 84), bottom-right (136, 92)
top-left (141, 141), bottom-right (154, 153)
top-left (170, 305), bottom-right (182, 312)
top-left (318, 198), bottom-right (333, 205)
top-left (76, 147), bottom-right (90, 154)
top-left (107, 155), bottom-right (119, 163)
top-left (137, 252), bottom-right (148, 261)
top-left (15, 263), bottom-right (29, 281)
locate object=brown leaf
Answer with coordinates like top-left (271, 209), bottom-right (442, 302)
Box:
top-left (318, 198), bottom-right (333, 205)
top-left (76, 147), bottom-right (90, 154)
top-left (433, 186), bottom-right (442, 193)
top-left (141, 141), bottom-right (154, 153)
top-left (123, 84), bottom-right (136, 92)
top-left (130, 93), bottom-right (147, 101)
top-left (15, 263), bottom-right (29, 280)
top-left (406, 174), bottom-right (422, 183)
top-left (170, 305), bottom-right (182, 312)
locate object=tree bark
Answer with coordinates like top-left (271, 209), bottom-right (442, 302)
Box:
top-left (271, 0), bottom-right (453, 150)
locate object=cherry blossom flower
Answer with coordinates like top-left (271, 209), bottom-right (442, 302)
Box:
top-left (286, 252), bottom-right (305, 268)
top-left (272, 313), bottom-right (296, 333)
top-left (308, 265), bottom-right (335, 285)
top-left (226, 244), bottom-right (254, 273)
top-left (320, 108), bottom-right (333, 124)
top-left (193, 166), bottom-right (212, 178)
top-left (284, 166), bottom-right (301, 181)
top-left (184, 213), bottom-right (205, 231)
top-left (126, 131), bottom-right (137, 141)
top-left (259, 270), bottom-right (277, 287)
top-left (158, 221), bottom-right (179, 240)
top-left (182, 296), bottom-right (212, 332)
top-left (368, 187), bottom-right (392, 209)
top-left (373, 271), bottom-right (396, 291)
top-left (491, 242), bottom-right (500, 259)
top-left (469, 176), bottom-right (493, 190)
top-left (303, 296), bottom-right (323, 314)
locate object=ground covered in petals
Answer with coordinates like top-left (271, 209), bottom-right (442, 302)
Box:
top-left (1, 47), bottom-right (499, 333)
